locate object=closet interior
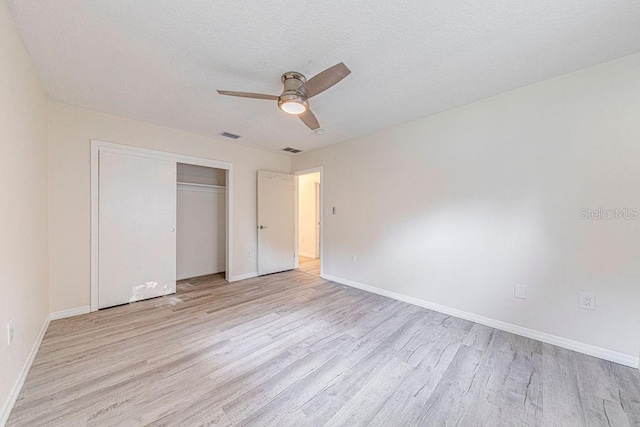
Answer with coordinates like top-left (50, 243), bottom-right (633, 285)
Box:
top-left (176, 163), bottom-right (226, 280)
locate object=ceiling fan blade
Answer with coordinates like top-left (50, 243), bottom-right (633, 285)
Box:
top-left (299, 109), bottom-right (320, 130)
top-left (217, 90), bottom-right (279, 100)
top-left (300, 62), bottom-right (351, 98)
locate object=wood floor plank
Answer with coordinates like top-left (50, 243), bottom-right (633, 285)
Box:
top-left (298, 256), bottom-right (320, 277)
top-left (541, 344), bottom-right (589, 426)
top-left (6, 271), bottom-right (640, 426)
top-left (323, 356), bottom-right (413, 426)
top-left (367, 327), bottom-right (467, 426)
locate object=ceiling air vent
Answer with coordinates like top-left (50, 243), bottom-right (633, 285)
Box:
top-left (219, 131), bottom-right (242, 139)
top-left (282, 147), bottom-right (303, 154)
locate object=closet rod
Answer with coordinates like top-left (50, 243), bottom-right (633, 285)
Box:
top-left (177, 182), bottom-right (226, 189)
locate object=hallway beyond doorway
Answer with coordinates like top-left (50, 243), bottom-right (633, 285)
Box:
top-left (298, 255), bottom-right (320, 276)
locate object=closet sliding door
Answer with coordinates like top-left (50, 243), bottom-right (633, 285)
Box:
top-left (98, 150), bottom-right (177, 309)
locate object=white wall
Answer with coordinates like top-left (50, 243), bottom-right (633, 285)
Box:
top-left (177, 184), bottom-right (226, 280)
top-left (293, 53), bottom-right (640, 363)
top-left (48, 101), bottom-right (291, 313)
top-left (0, 1), bottom-right (49, 421)
top-left (298, 172), bottom-right (320, 258)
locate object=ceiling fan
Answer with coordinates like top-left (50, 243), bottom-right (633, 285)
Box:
top-left (217, 62), bottom-right (351, 131)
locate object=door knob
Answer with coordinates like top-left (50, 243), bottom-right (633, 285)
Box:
top-left (259, 225), bottom-right (268, 229)
top-left (170, 228), bottom-right (175, 232)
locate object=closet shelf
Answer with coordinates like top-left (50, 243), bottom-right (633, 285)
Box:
top-left (177, 182), bottom-right (226, 189)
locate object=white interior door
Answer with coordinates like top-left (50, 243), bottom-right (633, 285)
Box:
top-left (257, 170), bottom-right (295, 275)
top-left (98, 150), bottom-right (177, 309)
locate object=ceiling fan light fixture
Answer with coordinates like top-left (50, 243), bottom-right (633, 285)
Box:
top-left (278, 93), bottom-right (308, 115)
top-left (279, 100), bottom-right (307, 115)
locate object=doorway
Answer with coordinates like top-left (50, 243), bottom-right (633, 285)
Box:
top-left (176, 163), bottom-right (226, 281)
top-left (296, 169), bottom-right (322, 277)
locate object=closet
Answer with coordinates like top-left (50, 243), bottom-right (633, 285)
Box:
top-left (176, 163), bottom-right (226, 280)
top-left (93, 141), bottom-right (230, 310)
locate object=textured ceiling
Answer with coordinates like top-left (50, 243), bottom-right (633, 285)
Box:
top-left (8, 0), bottom-right (640, 154)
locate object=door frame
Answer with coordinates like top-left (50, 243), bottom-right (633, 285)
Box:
top-left (314, 182), bottom-right (320, 258)
top-left (294, 167), bottom-right (323, 277)
top-left (90, 140), bottom-right (234, 312)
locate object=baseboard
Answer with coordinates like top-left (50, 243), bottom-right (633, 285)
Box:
top-left (0, 317), bottom-right (49, 426)
top-left (49, 306), bottom-right (91, 321)
top-left (298, 252), bottom-right (318, 259)
top-left (322, 273), bottom-right (639, 369)
top-left (228, 272), bottom-right (258, 282)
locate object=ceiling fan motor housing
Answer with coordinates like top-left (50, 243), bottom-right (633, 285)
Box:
top-left (278, 71), bottom-right (309, 112)
top-left (282, 72), bottom-right (307, 95)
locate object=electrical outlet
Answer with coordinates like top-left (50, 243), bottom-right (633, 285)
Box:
top-left (247, 249), bottom-right (252, 257)
top-left (579, 292), bottom-right (595, 310)
top-left (7, 319), bottom-right (14, 346)
top-left (514, 284), bottom-right (527, 299)
top-left (302, 236), bottom-right (306, 243)
top-left (350, 254), bottom-right (357, 264)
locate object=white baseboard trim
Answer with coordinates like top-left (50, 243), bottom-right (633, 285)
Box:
top-left (49, 306), bottom-right (91, 321)
top-left (322, 273), bottom-right (639, 369)
top-left (0, 317), bottom-right (50, 426)
top-left (298, 252), bottom-right (318, 259)
top-left (228, 272), bottom-right (258, 282)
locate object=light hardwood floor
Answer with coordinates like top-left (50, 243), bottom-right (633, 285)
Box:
top-left (298, 255), bottom-right (320, 276)
top-left (7, 271), bottom-right (640, 426)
